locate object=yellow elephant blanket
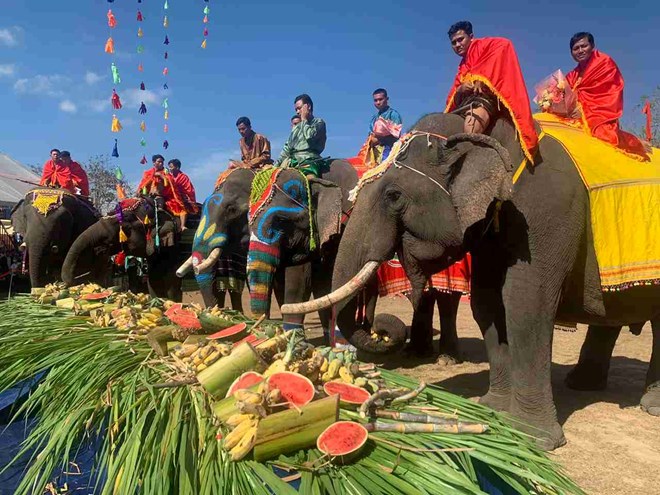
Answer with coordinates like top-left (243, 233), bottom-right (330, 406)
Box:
top-left (530, 112), bottom-right (660, 291)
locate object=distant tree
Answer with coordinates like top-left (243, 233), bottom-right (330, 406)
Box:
top-left (26, 164), bottom-right (42, 177)
top-left (84, 155), bottom-right (134, 215)
top-left (637, 86), bottom-right (660, 147)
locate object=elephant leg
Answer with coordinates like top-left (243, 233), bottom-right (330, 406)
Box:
top-left (282, 264), bottom-right (312, 326)
top-left (406, 288), bottom-right (436, 357)
top-left (641, 317), bottom-right (660, 416)
top-left (229, 290), bottom-right (244, 313)
top-left (565, 325), bottom-right (621, 391)
top-left (436, 290), bottom-right (462, 365)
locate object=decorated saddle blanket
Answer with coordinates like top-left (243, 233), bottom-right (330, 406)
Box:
top-left (377, 254), bottom-right (471, 297)
top-left (30, 188), bottom-right (99, 217)
top-left (533, 112), bottom-right (660, 290)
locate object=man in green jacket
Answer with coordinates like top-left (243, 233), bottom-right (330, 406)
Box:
top-left (276, 94), bottom-right (327, 178)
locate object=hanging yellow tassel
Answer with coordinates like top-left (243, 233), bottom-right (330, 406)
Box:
top-left (137, 27), bottom-right (144, 37)
top-left (119, 227), bottom-right (128, 243)
top-left (163, 16), bottom-right (169, 28)
top-left (105, 37), bottom-right (114, 54)
top-left (144, 215), bottom-right (150, 225)
top-left (201, 39), bottom-right (207, 49)
top-left (111, 115), bottom-right (122, 133)
top-left (140, 121), bottom-right (146, 132)
top-left (164, 110), bottom-right (169, 120)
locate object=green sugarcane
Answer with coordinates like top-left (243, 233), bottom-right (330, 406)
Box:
top-left (365, 419), bottom-right (488, 434)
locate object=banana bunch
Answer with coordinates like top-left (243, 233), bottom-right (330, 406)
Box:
top-left (110, 306), bottom-right (138, 331)
top-left (133, 307), bottom-right (165, 334)
top-left (173, 341), bottom-right (232, 372)
top-left (370, 331), bottom-right (391, 343)
top-left (78, 283), bottom-right (103, 295)
top-left (222, 413), bottom-right (259, 461)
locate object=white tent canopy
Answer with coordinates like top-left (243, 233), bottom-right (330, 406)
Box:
top-left (0, 153), bottom-right (40, 211)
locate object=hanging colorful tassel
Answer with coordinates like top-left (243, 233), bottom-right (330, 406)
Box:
top-left (201, 39), bottom-right (207, 49)
top-left (203, 27), bottom-right (208, 36)
top-left (119, 226), bottom-right (128, 243)
top-left (163, 67), bottom-right (169, 76)
top-left (137, 45), bottom-right (144, 54)
top-left (163, 83), bottom-right (168, 90)
top-left (111, 62), bottom-right (121, 84)
top-left (112, 139), bottom-right (119, 157)
top-left (203, 15), bottom-right (209, 23)
top-left (164, 51), bottom-right (168, 59)
top-left (164, 124), bottom-right (169, 133)
top-left (107, 10), bottom-right (117, 28)
top-left (111, 115), bottom-right (122, 132)
top-left (140, 121), bottom-right (146, 132)
top-left (111, 89), bottom-right (122, 109)
top-left (164, 35), bottom-right (170, 45)
top-left (138, 63), bottom-right (143, 72)
top-left (162, 98), bottom-right (169, 109)
top-left (137, 10), bottom-right (143, 21)
top-left (140, 155), bottom-right (148, 165)
top-left (139, 102), bottom-right (147, 114)
top-left (163, 140), bottom-right (169, 149)
top-left (104, 37), bottom-right (114, 54)
top-left (163, 16), bottom-right (169, 28)
top-left (164, 110), bottom-right (169, 120)
top-left (140, 81), bottom-right (145, 90)
top-left (138, 27), bottom-right (143, 37)
top-left (204, 6), bottom-right (210, 14)
top-left (140, 138), bottom-right (146, 147)
top-left (164, 0), bottom-right (169, 9)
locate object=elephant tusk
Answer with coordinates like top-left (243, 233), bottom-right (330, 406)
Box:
top-left (193, 248), bottom-right (222, 275)
top-left (18, 242), bottom-right (26, 252)
top-left (176, 256), bottom-right (193, 278)
top-left (281, 261), bottom-right (380, 315)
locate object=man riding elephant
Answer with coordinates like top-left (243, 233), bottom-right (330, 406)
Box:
top-left (40, 149), bottom-right (90, 197)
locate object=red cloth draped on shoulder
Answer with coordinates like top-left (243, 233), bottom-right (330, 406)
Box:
top-left (40, 160), bottom-right (75, 193)
top-left (566, 50), bottom-right (648, 158)
top-left (69, 161), bottom-right (90, 196)
top-left (171, 172), bottom-right (198, 208)
top-left (445, 37), bottom-right (538, 162)
top-left (137, 168), bottom-right (193, 215)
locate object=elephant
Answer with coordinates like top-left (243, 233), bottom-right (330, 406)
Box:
top-left (283, 112), bottom-right (660, 450)
top-left (245, 160), bottom-right (361, 333)
top-left (10, 188), bottom-right (102, 288)
top-left (62, 196), bottom-right (191, 301)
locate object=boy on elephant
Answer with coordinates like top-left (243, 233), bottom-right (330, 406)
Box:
top-left (275, 93), bottom-right (327, 178)
top-left (445, 21), bottom-right (538, 162)
top-left (565, 32), bottom-right (649, 158)
top-left (230, 116), bottom-right (274, 170)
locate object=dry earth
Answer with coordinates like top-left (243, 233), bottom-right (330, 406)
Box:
top-left (184, 291), bottom-right (660, 495)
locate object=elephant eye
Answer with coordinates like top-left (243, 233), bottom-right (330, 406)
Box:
top-left (386, 189), bottom-right (402, 203)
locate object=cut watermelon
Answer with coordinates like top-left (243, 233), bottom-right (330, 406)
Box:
top-left (199, 311), bottom-right (238, 332)
top-left (266, 372), bottom-right (315, 408)
top-left (80, 291), bottom-right (112, 301)
top-left (207, 322), bottom-right (248, 342)
top-left (233, 333), bottom-right (267, 348)
top-left (323, 382), bottom-right (371, 408)
top-left (225, 371), bottom-right (264, 397)
top-left (165, 304), bottom-right (201, 330)
top-left (317, 421), bottom-right (368, 463)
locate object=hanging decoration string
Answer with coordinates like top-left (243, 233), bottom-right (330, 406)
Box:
top-left (107, 4), bottom-right (122, 159)
top-left (201, 0), bottom-right (210, 49)
top-left (162, 0), bottom-right (170, 150)
top-left (137, 2), bottom-right (147, 163)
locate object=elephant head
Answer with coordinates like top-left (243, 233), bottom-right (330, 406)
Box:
top-left (246, 168), bottom-right (346, 317)
top-left (62, 197), bottom-right (177, 288)
top-left (10, 188), bottom-right (100, 287)
top-left (176, 168), bottom-right (253, 307)
top-left (282, 113), bottom-right (515, 353)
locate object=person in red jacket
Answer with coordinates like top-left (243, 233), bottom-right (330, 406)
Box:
top-left (167, 158), bottom-right (198, 230)
top-left (566, 32), bottom-right (649, 158)
top-left (40, 149), bottom-right (72, 192)
top-left (60, 151), bottom-right (90, 196)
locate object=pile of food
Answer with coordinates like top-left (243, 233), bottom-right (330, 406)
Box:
top-left (0, 284), bottom-right (584, 495)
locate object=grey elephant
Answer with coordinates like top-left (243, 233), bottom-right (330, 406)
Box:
top-left (62, 196), bottom-right (193, 301)
top-left (284, 112), bottom-right (660, 450)
top-left (11, 188), bottom-right (101, 287)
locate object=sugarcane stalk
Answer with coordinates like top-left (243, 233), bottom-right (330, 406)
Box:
top-left (391, 381), bottom-right (426, 404)
top-left (374, 410), bottom-right (487, 429)
top-left (252, 395), bottom-right (339, 462)
top-left (359, 387), bottom-right (410, 418)
top-left (365, 420), bottom-right (488, 434)
top-left (197, 342), bottom-right (266, 398)
top-left (146, 325), bottom-right (178, 356)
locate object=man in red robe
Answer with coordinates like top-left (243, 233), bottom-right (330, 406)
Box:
top-left (167, 158), bottom-right (199, 230)
top-left (566, 32), bottom-right (648, 158)
top-left (60, 151), bottom-right (90, 196)
top-left (137, 154), bottom-right (190, 231)
top-left (445, 21), bottom-right (538, 162)
top-left (40, 149), bottom-right (74, 193)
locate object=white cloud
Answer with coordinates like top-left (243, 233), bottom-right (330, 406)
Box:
top-left (0, 27), bottom-right (21, 47)
top-left (0, 64), bottom-right (15, 77)
top-left (88, 98), bottom-right (108, 113)
top-left (122, 88), bottom-right (161, 108)
top-left (13, 74), bottom-right (69, 97)
top-left (187, 149), bottom-right (242, 198)
top-left (59, 100), bottom-right (77, 113)
top-left (85, 71), bottom-right (103, 85)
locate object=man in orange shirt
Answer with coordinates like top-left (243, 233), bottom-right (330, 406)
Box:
top-left (445, 21), bottom-right (538, 162)
top-left (167, 158), bottom-right (198, 230)
top-left (566, 32), bottom-right (648, 158)
top-left (40, 149), bottom-right (73, 192)
top-left (60, 151), bottom-right (90, 196)
top-left (138, 154), bottom-right (189, 230)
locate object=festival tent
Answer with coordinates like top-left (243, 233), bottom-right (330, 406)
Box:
top-left (0, 153), bottom-right (40, 218)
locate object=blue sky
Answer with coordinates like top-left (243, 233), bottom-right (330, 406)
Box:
top-left (0, 0), bottom-right (658, 199)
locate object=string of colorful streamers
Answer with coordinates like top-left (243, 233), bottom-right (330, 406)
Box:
top-left (107, 3), bottom-right (122, 157)
top-left (137, 1), bottom-right (148, 165)
top-left (162, 0), bottom-right (170, 150)
top-left (201, 0), bottom-right (210, 49)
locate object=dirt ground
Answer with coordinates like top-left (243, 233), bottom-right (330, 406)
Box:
top-left (184, 291), bottom-right (660, 495)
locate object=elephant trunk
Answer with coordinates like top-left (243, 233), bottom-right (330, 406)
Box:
top-left (27, 241), bottom-right (49, 288)
top-left (62, 219), bottom-right (118, 286)
top-left (247, 238), bottom-right (280, 317)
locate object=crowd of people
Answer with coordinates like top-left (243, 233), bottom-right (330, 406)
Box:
top-left (38, 22), bottom-right (649, 229)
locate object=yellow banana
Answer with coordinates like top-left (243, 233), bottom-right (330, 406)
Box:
top-left (229, 424), bottom-right (258, 461)
top-left (226, 414), bottom-right (255, 427)
top-left (149, 307), bottom-right (163, 317)
top-left (339, 366), bottom-right (354, 384)
top-left (319, 358), bottom-right (329, 373)
top-left (223, 418), bottom-right (257, 450)
top-left (327, 359), bottom-right (341, 379)
top-left (204, 349), bottom-right (222, 365)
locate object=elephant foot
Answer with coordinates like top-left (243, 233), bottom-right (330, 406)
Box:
top-left (641, 383), bottom-right (660, 416)
top-left (565, 362), bottom-right (608, 391)
top-left (478, 391), bottom-right (510, 413)
top-left (371, 313), bottom-right (408, 347)
top-left (508, 410), bottom-right (567, 451)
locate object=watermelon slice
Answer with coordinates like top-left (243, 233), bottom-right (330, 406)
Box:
top-left (232, 333), bottom-right (267, 348)
top-left (266, 372), bottom-right (315, 408)
top-left (323, 382), bottom-right (371, 408)
top-left (80, 291), bottom-right (112, 301)
top-left (165, 304), bottom-right (202, 330)
top-left (225, 371), bottom-right (264, 397)
top-left (207, 322), bottom-right (249, 342)
top-left (317, 421), bottom-right (368, 463)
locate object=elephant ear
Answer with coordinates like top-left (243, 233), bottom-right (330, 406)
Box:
top-left (157, 211), bottom-right (177, 248)
top-left (445, 133), bottom-right (514, 236)
top-left (10, 200), bottom-right (27, 234)
top-left (309, 178), bottom-right (343, 249)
